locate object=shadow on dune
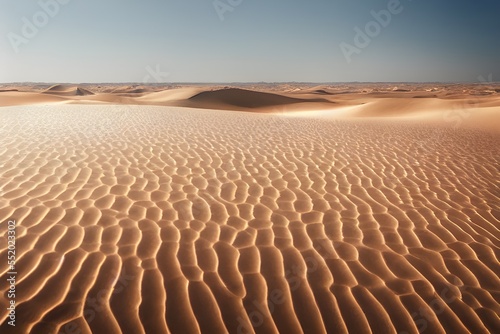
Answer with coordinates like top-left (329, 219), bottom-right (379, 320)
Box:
top-left (186, 88), bottom-right (332, 110)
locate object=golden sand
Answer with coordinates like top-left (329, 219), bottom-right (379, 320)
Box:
top-left (0, 88), bottom-right (499, 333)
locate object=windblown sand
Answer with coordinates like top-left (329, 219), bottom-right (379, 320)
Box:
top-left (0, 105), bottom-right (499, 333)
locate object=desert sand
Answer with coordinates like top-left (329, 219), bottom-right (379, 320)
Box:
top-left (0, 84), bottom-right (499, 333)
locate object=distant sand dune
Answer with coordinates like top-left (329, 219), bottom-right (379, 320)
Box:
top-left (43, 84), bottom-right (95, 96)
top-left (0, 91), bottom-right (68, 106)
top-left (0, 105), bottom-right (499, 333)
top-left (184, 88), bottom-right (333, 110)
top-left (111, 86), bottom-right (150, 94)
top-left (1, 83), bottom-right (499, 130)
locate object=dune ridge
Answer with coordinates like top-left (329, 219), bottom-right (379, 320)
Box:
top-left (43, 85), bottom-right (95, 97)
top-left (185, 88), bottom-right (332, 110)
top-left (1, 83), bottom-right (499, 132)
top-left (0, 104), bottom-right (499, 333)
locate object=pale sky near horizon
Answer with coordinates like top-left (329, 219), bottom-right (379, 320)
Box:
top-left (1, 0), bottom-right (499, 83)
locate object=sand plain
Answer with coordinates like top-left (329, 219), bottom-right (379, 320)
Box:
top-left (0, 84), bottom-right (499, 333)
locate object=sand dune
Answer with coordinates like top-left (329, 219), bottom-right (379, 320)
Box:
top-left (43, 85), bottom-right (95, 97)
top-left (1, 83), bottom-right (500, 123)
top-left (110, 86), bottom-right (151, 94)
top-left (0, 91), bottom-right (69, 106)
top-left (180, 88), bottom-right (334, 111)
top-left (0, 103), bottom-right (499, 333)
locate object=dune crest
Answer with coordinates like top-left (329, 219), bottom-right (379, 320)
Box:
top-left (186, 87), bottom-right (331, 110)
top-left (43, 84), bottom-right (95, 96)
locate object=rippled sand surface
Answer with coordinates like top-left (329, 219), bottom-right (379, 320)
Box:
top-left (0, 105), bottom-right (499, 334)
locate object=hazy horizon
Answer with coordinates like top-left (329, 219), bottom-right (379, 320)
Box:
top-left (2, 0), bottom-right (499, 83)
top-left (2, 80), bottom-right (499, 85)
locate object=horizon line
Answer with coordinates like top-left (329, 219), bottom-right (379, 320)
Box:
top-left (1, 81), bottom-right (497, 85)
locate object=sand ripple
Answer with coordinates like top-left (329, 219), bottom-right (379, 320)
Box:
top-left (0, 105), bottom-right (499, 333)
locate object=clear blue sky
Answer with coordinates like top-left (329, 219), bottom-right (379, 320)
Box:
top-left (1, 0), bottom-right (499, 83)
